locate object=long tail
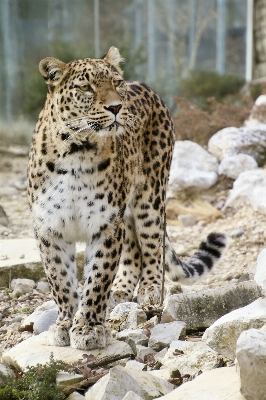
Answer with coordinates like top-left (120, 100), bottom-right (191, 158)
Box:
top-left (165, 233), bottom-right (228, 284)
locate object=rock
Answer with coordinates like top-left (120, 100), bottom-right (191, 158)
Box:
top-left (10, 278), bottom-right (35, 295)
top-left (121, 309), bottom-right (147, 330)
top-left (33, 308), bottom-right (58, 334)
top-left (148, 321), bottom-right (186, 351)
top-left (125, 360), bottom-right (145, 371)
top-left (21, 300), bottom-right (57, 334)
top-left (218, 153), bottom-right (258, 179)
top-left (154, 348), bottom-right (168, 362)
top-left (168, 140), bottom-right (218, 195)
top-left (236, 328), bottom-right (266, 400)
top-left (122, 392), bottom-right (144, 400)
top-left (117, 329), bottom-right (149, 353)
top-left (67, 393), bottom-right (85, 400)
top-left (160, 340), bottom-right (222, 376)
top-left (177, 214), bottom-right (197, 227)
top-left (254, 248), bottom-right (266, 295)
top-left (208, 125), bottom-right (266, 166)
top-left (161, 281), bottom-right (260, 330)
top-left (224, 169), bottom-right (266, 214)
top-left (109, 302), bottom-right (139, 321)
top-left (36, 281), bottom-right (50, 294)
top-left (2, 331), bottom-right (132, 371)
top-left (85, 365), bottom-right (174, 400)
top-left (135, 345), bottom-right (156, 360)
top-left (0, 238), bottom-right (85, 287)
top-left (245, 95), bottom-right (266, 126)
top-left (157, 367), bottom-right (243, 400)
top-left (0, 205), bottom-right (9, 227)
top-left (202, 298), bottom-right (266, 360)
top-left (56, 372), bottom-right (84, 387)
top-left (230, 229), bottom-right (245, 238)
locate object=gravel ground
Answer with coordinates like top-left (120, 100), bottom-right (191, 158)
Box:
top-left (0, 150), bottom-right (265, 356)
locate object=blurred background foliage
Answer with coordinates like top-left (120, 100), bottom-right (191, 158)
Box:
top-left (0, 0), bottom-right (260, 145)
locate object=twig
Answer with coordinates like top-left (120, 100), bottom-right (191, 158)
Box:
top-left (81, 352), bottom-right (133, 369)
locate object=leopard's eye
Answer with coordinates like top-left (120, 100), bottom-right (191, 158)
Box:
top-left (113, 79), bottom-right (122, 88)
top-left (79, 84), bottom-right (93, 92)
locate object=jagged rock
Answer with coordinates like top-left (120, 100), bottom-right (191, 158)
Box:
top-left (148, 321), bottom-right (186, 351)
top-left (56, 372), bottom-right (83, 387)
top-left (154, 348), bottom-right (168, 362)
top-left (224, 169), bottom-right (266, 214)
top-left (161, 281), bottom-right (260, 330)
top-left (122, 392), bottom-right (144, 400)
top-left (236, 328), bottom-right (266, 400)
top-left (109, 302), bottom-right (139, 321)
top-left (135, 345), bottom-right (156, 360)
top-left (202, 298), bottom-right (266, 360)
top-left (254, 248), bottom-right (266, 295)
top-left (208, 125), bottom-right (266, 166)
top-left (157, 367), bottom-right (243, 399)
top-left (10, 278), bottom-right (35, 295)
top-left (125, 360), bottom-right (145, 371)
top-left (218, 153), bottom-right (258, 179)
top-left (21, 300), bottom-right (57, 334)
top-left (117, 329), bottom-right (149, 353)
top-left (168, 140), bottom-right (218, 196)
top-left (160, 340), bottom-right (222, 376)
top-left (36, 280), bottom-right (50, 294)
top-left (66, 393), bottom-right (85, 400)
top-left (121, 309), bottom-right (147, 330)
top-left (2, 331), bottom-right (132, 371)
top-left (85, 365), bottom-right (174, 400)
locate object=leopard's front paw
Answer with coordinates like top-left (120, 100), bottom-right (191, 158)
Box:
top-left (48, 321), bottom-right (71, 347)
top-left (69, 322), bottom-right (112, 350)
top-left (137, 285), bottom-right (162, 305)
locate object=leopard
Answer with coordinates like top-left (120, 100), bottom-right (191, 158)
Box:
top-left (27, 47), bottom-right (227, 350)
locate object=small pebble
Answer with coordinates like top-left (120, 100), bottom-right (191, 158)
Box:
top-left (230, 229), bottom-right (245, 238)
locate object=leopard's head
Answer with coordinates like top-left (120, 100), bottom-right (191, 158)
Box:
top-left (39, 47), bottom-right (127, 137)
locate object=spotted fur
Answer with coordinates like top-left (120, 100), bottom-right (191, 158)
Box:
top-left (28, 47), bottom-right (227, 350)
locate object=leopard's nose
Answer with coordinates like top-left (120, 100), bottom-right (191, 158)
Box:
top-left (104, 104), bottom-right (122, 116)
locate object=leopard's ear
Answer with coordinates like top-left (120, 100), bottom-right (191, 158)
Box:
top-left (103, 47), bottom-right (124, 75)
top-left (39, 57), bottom-right (68, 86)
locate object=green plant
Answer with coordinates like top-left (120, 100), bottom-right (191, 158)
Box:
top-left (0, 355), bottom-right (74, 400)
top-left (179, 70), bottom-right (245, 109)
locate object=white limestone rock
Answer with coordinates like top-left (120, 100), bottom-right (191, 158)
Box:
top-left (160, 340), bottom-right (221, 376)
top-left (122, 392), bottom-right (144, 400)
top-left (236, 328), bottom-right (266, 400)
top-left (218, 153), bottom-right (258, 179)
top-left (157, 367), bottom-right (243, 400)
top-left (10, 278), bottom-right (35, 295)
top-left (254, 248), bottom-right (266, 295)
top-left (161, 281), bottom-right (260, 330)
top-left (168, 140), bottom-right (218, 195)
top-left (135, 345), bottom-right (156, 360)
top-left (109, 302), bottom-right (139, 321)
top-left (21, 300), bottom-right (57, 334)
top-left (66, 393), bottom-right (85, 400)
top-left (2, 331), bottom-right (132, 371)
top-left (36, 281), bottom-right (50, 294)
top-left (56, 372), bottom-right (83, 387)
top-left (208, 125), bottom-right (266, 166)
top-left (123, 309), bottom-right (147, 330)
top-left (224, 169), bottom-right (266, 214)
top-left (85, 365), bottom-right (174, 400)
top-left (148, 321), bottom-right (186, 351)
top-left (116, 329), bottom-right (149, 353)
top-left (202, 298), bottom-right (266, 360)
